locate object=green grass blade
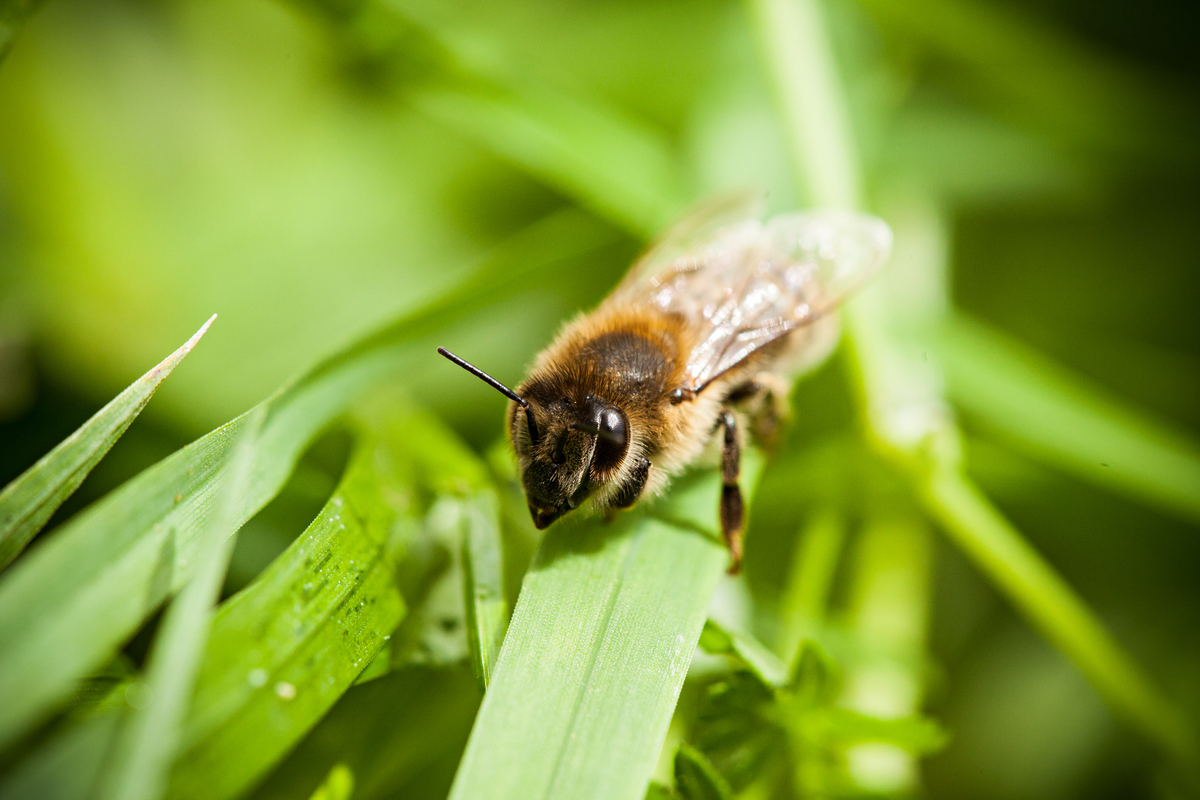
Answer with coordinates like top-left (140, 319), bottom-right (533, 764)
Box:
top-left (449, 458), bottom-right (761, 800)
top-left (747, 0), bottom-right (861, 209)
top-left (0, 315), bottom-right (215, 570)
top-left (937, 314), bottom-right (1200, 525)
top-left (248, 666), bottom-right (481, 800)
top-left (0, 210), bottom-right (609, 751)
top-left (920, 467), bottom-right (1199, 765)
top-left (163, 408), bottom-right (419, 800)
top-left (97, 407), bottom-right (264, 800)
top-left (461, 490), bottom-right (506, 691)
top-left (296, 0), bottom-right (687, 237)
top-left (749, 0), bottom-right (1198, 771)
top-left (411, 83), bottom-right (687, 237)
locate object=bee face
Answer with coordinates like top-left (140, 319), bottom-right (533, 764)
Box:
top-left (512, 393), bottom-right (630, 529)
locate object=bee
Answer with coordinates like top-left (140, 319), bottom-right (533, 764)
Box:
top-left (439, 194), bottom-right (891, 572)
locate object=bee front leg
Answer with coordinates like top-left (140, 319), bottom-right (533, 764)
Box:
top-left (611, 456), bottom-right (651, 509)
top-left (718, 410), bottom-right (744, 575)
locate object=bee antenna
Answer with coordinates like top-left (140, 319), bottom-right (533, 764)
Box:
top-left (569, 421), bottom-right (625, 447)
top-left (437, 347), bottom-right (540, 443)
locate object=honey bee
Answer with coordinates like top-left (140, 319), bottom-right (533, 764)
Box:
top-left (439, 194), bottom-right (891, 572)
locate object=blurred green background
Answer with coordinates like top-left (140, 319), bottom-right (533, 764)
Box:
top-left (0, 0), bottom-right (1197, 797)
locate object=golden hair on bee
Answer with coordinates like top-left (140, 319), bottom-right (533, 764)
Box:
top-left (439, 195), bottom-right (892, 572)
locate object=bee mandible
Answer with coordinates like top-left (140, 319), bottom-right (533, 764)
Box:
top-left (439, 194), bottom-right (892, 573)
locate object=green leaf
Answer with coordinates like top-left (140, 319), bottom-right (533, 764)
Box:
top-left (97, 407), bottom-right (264, 800)
top-left (0, 208), bottom-right (611, 751)
top-left (461, 490), bottom-right (506, 691)
top-left (937, 314), bottom-right (1200, 526)
top-left (163, 407), bottom-right (417, 800)
top-left (698, 619), bottom-right (788, 690)
top-left (673, 744), bottom-right (732, 800)
top-left (0, 315), bottom-right (215, 571)
top-left (449, 457), bottom-right (761, 800)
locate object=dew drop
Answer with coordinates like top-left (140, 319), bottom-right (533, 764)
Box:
top-left (275, 681), bottom-right (297, 701)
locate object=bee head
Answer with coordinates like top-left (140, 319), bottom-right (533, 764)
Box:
top-left (436, 347), bottom-right (630, 529)
top-left (509, 393), bottom-right (629, 529)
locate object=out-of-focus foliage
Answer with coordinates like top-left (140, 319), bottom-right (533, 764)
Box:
top-left (0, 0), bottom-right (1197, 798)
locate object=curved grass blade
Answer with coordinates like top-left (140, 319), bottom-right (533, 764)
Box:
top-left (97, 407), bottom-right (264, 800)
top-left (0, 315), bottom-right (215, 571)
top-left (461, 490), bottom-right (506, 691)
top-left (163, 410), bottom-right (414, 800)
top-left (449, 458), bottom-right (761, 800)
top-left (937, 314), bottom-right (1200, 526)
top-left (0, 402), bottom-right (464, 800)
top-left (0, 209), bottom-right (612, 752)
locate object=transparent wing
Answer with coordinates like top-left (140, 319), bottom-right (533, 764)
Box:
top-left (614, 190), bottom-right (765, 295)
top-left (616, 209), bottom-right (892, 392)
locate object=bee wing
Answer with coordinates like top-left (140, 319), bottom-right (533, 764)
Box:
top-left (615, 190), bottom-right (766, 295)
top-left (618, 209), bottom-right (892, 392)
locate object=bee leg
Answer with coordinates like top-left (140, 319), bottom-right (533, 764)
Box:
top-left (611, 456), bottom-right (651, 509)
top-left (726, 372), bottom-right (791, 449)
top-left (718, 410), bottom-right (744, 575)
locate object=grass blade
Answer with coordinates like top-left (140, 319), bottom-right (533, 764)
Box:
top-left (0, 209), bottom-right (609, 751)
top-left (97, 407), bottom-right (264, 800)
top-left (163, 407), bottom-right (419, 800)
top-left (296, 0), bottom-right (687, 237)
top-left (937, 314), bottom-right (1200, 525)
top-left (411, 83), bottom-right (687, 238)
top-left (248, 666), bottom-right (481, 800)
top-left (920, 467), bottom-right (1198, 765)
top-left (461, 490), bottom-right (506, 691)
top-left (749, 0), bottom-right (1198, 771)
top-left (449, 459), bottom-right (760, 800)
top-left (0, 315), bottom-right (214, 570)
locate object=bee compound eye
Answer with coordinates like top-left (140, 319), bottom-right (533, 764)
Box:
top-left (598, 408), bottom-right (627, 447)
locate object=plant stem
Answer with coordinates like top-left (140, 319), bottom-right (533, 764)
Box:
top-left (747, 0), bottom-right (1198, 771)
